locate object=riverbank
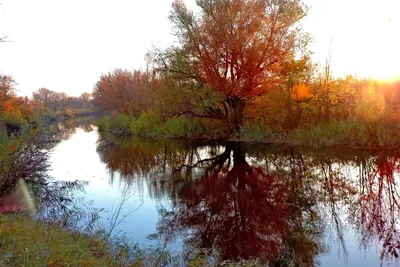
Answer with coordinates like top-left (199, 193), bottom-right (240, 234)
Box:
top-left (0, 214), bottom-right (188, 267)
top-left (98, 114), bottom-right (400, 149)
top-left (0, 214), bottom-right (111, 266)
top-left (0, 109), bottom-right (100, 134)
top-left (44, 109), bottom-right (100, 123)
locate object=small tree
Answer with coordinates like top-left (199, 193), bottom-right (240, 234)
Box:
top-left (0, 75), bottom-right (16, 99)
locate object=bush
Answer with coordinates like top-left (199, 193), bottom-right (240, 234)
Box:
top-left (65, 108), bottom-right (74, 118)
top-left (98, 112), bottom-right (233, 139)
top-left (0, 110), bottom-right (28, 129)
top-left (97, 116), bottom-right (110, 131)
top-left (130, 112), bottom-right (163, 136)
top-left (108, 113), bottom-right (134, 134)
top-left (161, 116), bottom-right (203, 137)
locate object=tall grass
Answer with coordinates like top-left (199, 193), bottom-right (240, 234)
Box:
top-left (98, 112), bottom-right (230, 139)
top-left (239, 122), bottom-right (280, 142)
top-left (290, 119), bottom-right (400, 148)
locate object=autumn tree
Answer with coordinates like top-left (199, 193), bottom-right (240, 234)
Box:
top-left (155, 0), bottom-right (308, 131)
top-left (32, 88), bottom-right (54, 111)
top-left (80, 92), bottom-right (91, 101)
top-left (92, 69), bottom-right (153, 116)
top-left (31, 88), bottom-right (95, 114)
top-left (0, 75), bottom-right (35, 125)
top-left (0, 75), bottom-right (16, 99)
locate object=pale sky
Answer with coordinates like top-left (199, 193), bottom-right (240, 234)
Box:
top-left (0, 0), bottom-right (399, 97)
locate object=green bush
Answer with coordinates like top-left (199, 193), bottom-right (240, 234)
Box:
top-left (1, 112), bottom-right (28, 129)
top-left (97, 116), bottom-right (110, 131)
top-left (108, 113), bottom-right (134, 134)
top-left (161, 116), bottom-right (205, 137)
top-left (130, 112), bottom-right (162, 136)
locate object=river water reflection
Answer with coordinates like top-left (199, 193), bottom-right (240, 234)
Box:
top-left (49, 123), bottom-right (400, 266)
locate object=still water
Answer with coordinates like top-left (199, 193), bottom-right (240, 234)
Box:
top-left (48, 123), bottom-right (400, 266)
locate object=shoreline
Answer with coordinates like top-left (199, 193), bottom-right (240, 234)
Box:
top-left (100, 128), bottom-right (400, 151)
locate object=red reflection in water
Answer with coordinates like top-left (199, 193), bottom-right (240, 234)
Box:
top-left (158, 144), bottom-right (319, 264)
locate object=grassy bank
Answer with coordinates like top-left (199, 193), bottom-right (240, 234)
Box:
top-left (0, 214), bottom-right (111, 266)
top-left (0, 109), bottom-right (99, 134)
top-left (98, 113), bottom-right (229, 139)
top-left (0, 214), bottom-right (184, 267)
top-left (0, 214), bottom-right (252, 267)
top-left (98, 114), bottom-right (400, 149)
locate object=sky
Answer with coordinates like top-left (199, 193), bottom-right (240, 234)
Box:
top-left (0, 0), bottom-right (400, 97)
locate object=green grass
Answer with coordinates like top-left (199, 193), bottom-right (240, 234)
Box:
top-left (239, 122), bottom-right (281, 143)
top-left (98, 112), bottom-right (229, 139)
top-left (0, 214), bottom-right (111, 267)
top-left (0, 214), bottom-right (183, 267)
top-left (98, 113), bottom-right (400, 149)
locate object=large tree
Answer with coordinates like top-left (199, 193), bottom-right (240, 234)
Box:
top-left (157, 0), bottom-right (308, 131)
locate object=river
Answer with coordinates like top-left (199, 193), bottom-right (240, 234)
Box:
top-left (46, 122), bottom-right (400, 266)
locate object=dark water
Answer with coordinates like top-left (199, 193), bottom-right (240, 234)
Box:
top-left (48, 124), bottom-right (400, 266)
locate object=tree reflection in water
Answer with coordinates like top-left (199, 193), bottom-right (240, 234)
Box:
top-left (97, 137), bottom-right (324, 265)
top-left (158, 143), bottom-right (323, 265)
top-left (353, 155), bottom-right (400, 261)
top-left (96, 133), bottom-right (400, 265)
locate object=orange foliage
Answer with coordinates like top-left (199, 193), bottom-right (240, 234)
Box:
top-left (291, 84), bottom-right (312, 101)
top-left (92, 69), bottom-right (154, 115)
top-left (0, 95), bottom-right (34, 122)
top-left (0, 75), bottom-right (34, 122)
top-left (172, 0), bottom-right (306, 99)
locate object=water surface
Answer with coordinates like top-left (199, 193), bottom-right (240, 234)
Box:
top-left (48, 123), bottom-right (400, 266)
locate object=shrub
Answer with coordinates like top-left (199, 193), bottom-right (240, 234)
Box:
top-left (130, 112), bottom-right (162, 136)
top-left (0, 110), bottom-right (28, 129)
top-left (65, 108), bottom-right (74, 118)
top-left (108, 113), bottom-right (133, 134)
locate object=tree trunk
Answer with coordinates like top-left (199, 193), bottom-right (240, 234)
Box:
top-left (227, 97), bottom-right (246, 133)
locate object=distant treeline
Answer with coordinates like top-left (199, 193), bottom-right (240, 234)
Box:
top-left (0, 75), bottom-right (97, 128)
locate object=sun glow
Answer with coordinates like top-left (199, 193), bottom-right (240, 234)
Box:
top-left (304, 0), bottom-right (400, 82)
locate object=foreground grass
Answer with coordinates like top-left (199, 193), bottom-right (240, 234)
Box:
top-left (0, 214), bottom-right (184, 267)
top-left (0, 214), bottom-right (111, 267)
top-left (0, 214), bottom-right (259, 267)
